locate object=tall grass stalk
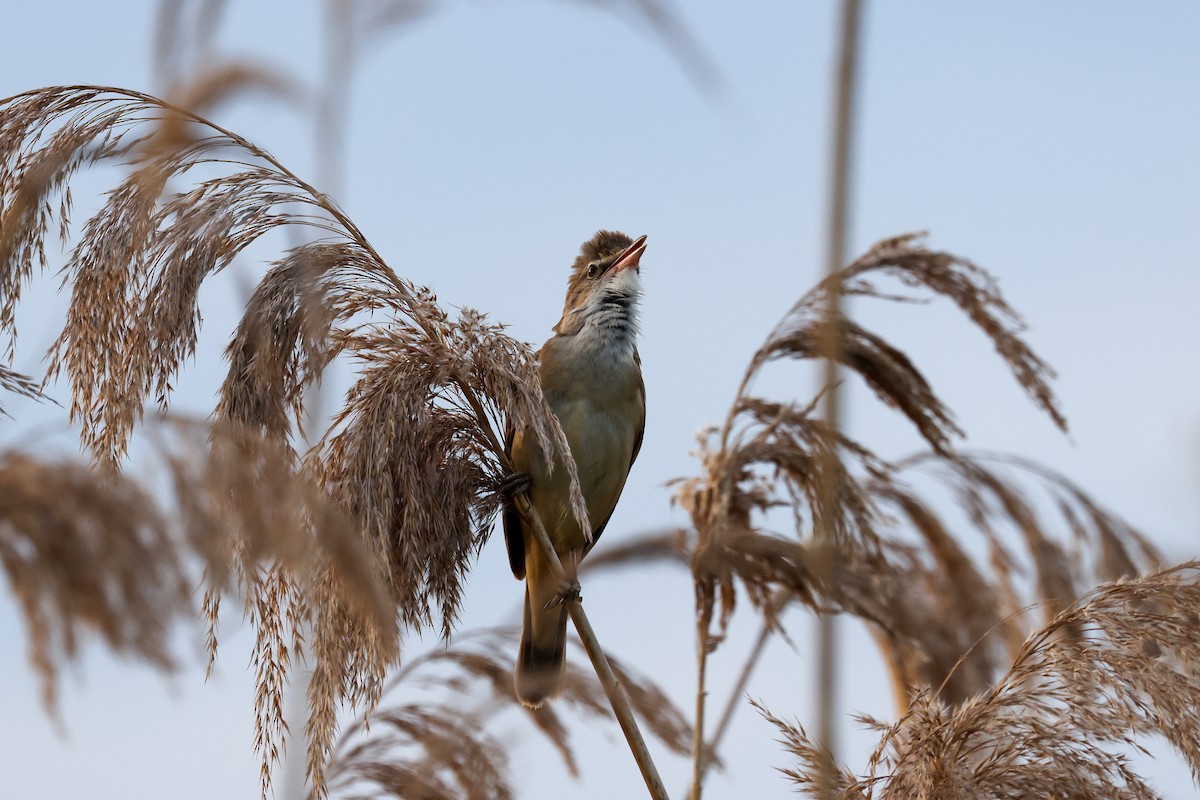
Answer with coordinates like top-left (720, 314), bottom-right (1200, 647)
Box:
top-left (815, 1), bottom-right (863, 797)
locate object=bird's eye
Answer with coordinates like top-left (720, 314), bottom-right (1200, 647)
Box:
top-left (586, 263), bottom-right (600, 278)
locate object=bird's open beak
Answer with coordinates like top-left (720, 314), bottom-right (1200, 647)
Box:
top-left (608, 234), bottom-right (648, 274)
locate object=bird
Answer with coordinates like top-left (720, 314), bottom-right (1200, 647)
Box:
top-left (502, 229), bottom-right (647, 708)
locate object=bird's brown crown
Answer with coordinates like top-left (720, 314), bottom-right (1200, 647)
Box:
top-left (571, 230), bottom-right (635, 275)
top-left (556, 230), bottom-right (638, 334)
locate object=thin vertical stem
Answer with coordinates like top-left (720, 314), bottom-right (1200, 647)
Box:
top-left (708, 590), bottom-right (788, 764)
top-left (710, 616), bottom-right (771, 745)
top-left (511, 492), bottom-right (670, 800)
top-left (690, 611), bottom-right (710, 800)
top-left (316, 0), bottom-right (352, 202)
top-left (686, 589), bottom-right (789, 798)
top-left (815, 0), bottom-right (863, 798)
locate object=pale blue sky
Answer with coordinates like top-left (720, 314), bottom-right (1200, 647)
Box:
top-left (3, 2), bottom-right (1199, 798)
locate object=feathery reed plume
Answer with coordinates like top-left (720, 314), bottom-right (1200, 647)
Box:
top-left (0, 450), bottom-right (185, 711)
top-left (610, 440), bottom-right (1161, 793)
top-left (0, 85), bottom-right (590, 797)
top-left (764, 561), bottom-right (1200, 799)
top-left (322, 627), bottom-right (690, 799)
top-left (678, 233), bottom-right (1068, 651)
top-left (301, 293), bottom-right (589, 792)
top-left (744, 233), bottom-right (1066, 448)
top-left (666, 234), bottom-right (1159, 793)
top-left (661, 443), bottom-right (1157, 719)
top-left (0, 364), bottom-right (46, 414)
top-left (0, 419), bottom-right (391, 716)
top-left (755, 700), bottom-right (861, 799)
top-left (865, 451), bottom-right (1162, 706)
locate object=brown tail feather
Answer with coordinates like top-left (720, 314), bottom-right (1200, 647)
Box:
top-left (515, 584), bottom-right (568, 708)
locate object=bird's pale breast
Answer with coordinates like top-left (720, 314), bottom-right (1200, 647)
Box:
top-left (513, 349), bottom-right (641, 552)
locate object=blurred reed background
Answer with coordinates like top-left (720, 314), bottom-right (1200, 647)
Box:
top-left (3, 2), bottom-right (1200, 798)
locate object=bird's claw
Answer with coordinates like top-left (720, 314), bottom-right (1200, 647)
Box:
top-left (498, 471), bottom-right (532, 498)
top-left (544, 576), bottom-right (582, 610)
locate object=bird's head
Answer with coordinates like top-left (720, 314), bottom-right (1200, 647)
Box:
top-left (554, 230), bottom-right (647, 337)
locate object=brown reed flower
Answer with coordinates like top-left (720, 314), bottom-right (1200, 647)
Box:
top-left (763, 562), bottom-right (1200, 799)
top-left (0, 419), bottom-right (391, 717)
top-left (0, 85), bottom-right (583, 798)
top-left (321, 626), bottom-right (690, 800)
top-left (675, 234), bottom-right (1085, 656)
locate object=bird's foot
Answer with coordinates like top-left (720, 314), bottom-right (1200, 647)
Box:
top-left (498, 471), bottom-right (532, 498)
top-left (544, 575), bottom-right (582, 610)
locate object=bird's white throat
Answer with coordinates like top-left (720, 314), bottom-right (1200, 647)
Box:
top-left (569, 271), bottom-right (640, 364)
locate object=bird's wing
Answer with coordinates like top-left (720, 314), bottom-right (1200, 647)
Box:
top-left (584, 363), bottom-right (646, 556)
top-left (628, 359), bottom-right (646, 468)
top-left (502, 416), bottom-right (527, 580)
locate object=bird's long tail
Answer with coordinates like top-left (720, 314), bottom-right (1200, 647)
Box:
top-left (515, 576), bottom-right (568, 708)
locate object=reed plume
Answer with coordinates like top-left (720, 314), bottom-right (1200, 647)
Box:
top-left (0, 419), bottom-right (390, 714)
top-left (0, 84), bottom-right (583, 798)
top-left (669, 234), bottom-right (1161, 793)
top-left (321, 626), bottom-right (690, 800)
top-left (676, 234), bottom-right (1072, 649)
top-left (763, 561), bottom-right (1200, 799)
top-left (0, 364), bottom-right (45, 414)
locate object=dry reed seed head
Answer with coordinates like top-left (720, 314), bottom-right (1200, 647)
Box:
top-left (678, 393), bottom-right (1160, 705)
top-left (46, 163), bottom-right (173, 456)
top-left (864, 486), bottom-right (1006, 706)
top-left (217, 243), bottom-right (345, 444)
top-left (1, 114), bottom-right (106, 352)
top-left (0, 450), bottom-right (186, 710)
top-left (332, 629), bottom-right (596, 784)
top-left (315, 296), bottom-right (585, 637)
top-left (320, 626), bottom-right (690, 800)
top-left (679, 408), bottom-right (888, 636)
top-left (317, 349), bottom-right (491, 634)
top-left (0, 364), bottom-right (47, 414)
top-left (783, 562), bottom-right (1200, 800)
top-left (169, 421), bottom-right (398, 800)
top-left (159, 420), bottom-right (392, 619)
top-left (698, 398), bottom-right (886, 552)
top-left (0, 415), bottom-right (390, 715)
top-left (765, 569), bottom-right (1180, 798)
top-left (901, 452), bottom-right (1161, 624)
top-left (0, 86), bottom-right (591, 800)
top-left (757, 317), bottom-right (964, 455)
top-left (304, 299), bottom-right (586, 798)
top-left (0, 87), bottom-right (420, 465)
top-left (836, 451), bottom-right (1160, 708)
top-left (754, 700), bottom-right (863, 800)
top-left (743, 233), bottom-right (1066, 455)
